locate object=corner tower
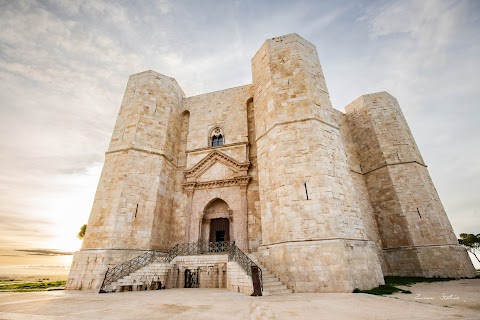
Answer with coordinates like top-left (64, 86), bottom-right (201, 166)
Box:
top-left (66, 71), bottom-right (185, 290)
top-left (345, 92), bottom-right (476, 278)
top-left (252, 34), bottom-right (385, 292)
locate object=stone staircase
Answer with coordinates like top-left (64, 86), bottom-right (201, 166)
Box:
top-left (104, 251), bottom-right (291, 296)
top-left (108, 262), bottom-right (174, 292)
top-left (247, 253), bottom-right (292, 296)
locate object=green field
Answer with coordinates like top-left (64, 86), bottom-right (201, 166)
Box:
top-left (0, 279), bottom-right (66, 292)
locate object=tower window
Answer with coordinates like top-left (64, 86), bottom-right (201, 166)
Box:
top-left (210, 127), bottom-right (224, 147)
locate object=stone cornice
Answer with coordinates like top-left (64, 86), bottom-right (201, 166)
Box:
top-left (182, 176), bottom-right (251, 190)
top-left (186, 142), bottom-right (248, 154)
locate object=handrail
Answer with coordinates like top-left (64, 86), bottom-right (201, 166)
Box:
top-left (99, 250), bottom-right (166, 293)
top-left (228, 243), bottom-right (263, 292)
top-left (99, 241), bottom-right (262, 294)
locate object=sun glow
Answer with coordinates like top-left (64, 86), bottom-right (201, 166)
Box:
top-left (37, 164), bottom-right (102, 253)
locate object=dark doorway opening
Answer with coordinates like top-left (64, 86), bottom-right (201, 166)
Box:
top-left (210, 218), bottom-right (230, 243)
top-left (184, 269), bottom-right (199, 288)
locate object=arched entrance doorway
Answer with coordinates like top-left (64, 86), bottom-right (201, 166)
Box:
top-left (201, 198), bottom-right (232, 243)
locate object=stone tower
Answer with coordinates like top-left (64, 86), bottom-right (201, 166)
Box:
top-left (345, 92), bottom-right (475, 278)
top-left (67, 34), bottom-right (475, 292)
top-left (251, 34), bottom-right (384, 292)
top-left (67, 71), bottom-right (185, 290)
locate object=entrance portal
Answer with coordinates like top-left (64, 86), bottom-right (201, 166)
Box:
top-left (201, 198), bottom-right (233, 245)
top-left (210, 218), bottom-right (230, 243)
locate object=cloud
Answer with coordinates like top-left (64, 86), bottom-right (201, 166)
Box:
top-left (15, 249), bottom-right (73, 256)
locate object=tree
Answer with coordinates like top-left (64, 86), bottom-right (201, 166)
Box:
top-left (458, 233), bottom-right (480, 263)
top-left (77, 224), bottom-right (87, 240)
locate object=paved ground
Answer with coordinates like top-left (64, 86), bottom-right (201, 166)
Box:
top-left (0, 279), bottom-right (478, 319)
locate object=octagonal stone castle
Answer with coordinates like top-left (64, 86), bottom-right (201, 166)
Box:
top-left (67, 34), bottom-right (476, 293)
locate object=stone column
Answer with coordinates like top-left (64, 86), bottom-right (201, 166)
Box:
top-left (184, 184), bottom-right (195, 243)
top-left (237, 180), bottom-right (249, 251)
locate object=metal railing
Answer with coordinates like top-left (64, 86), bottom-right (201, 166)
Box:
top-left (228, 243), bottom-right (263, 292)
top-left (99, 241), bottom-right (262, 294)
top-left (99, 250), bottom-right (167, 293)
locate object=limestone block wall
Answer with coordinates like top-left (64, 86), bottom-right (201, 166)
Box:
top-left (166, 255), bottom-right (228, 289)
top-left (333, 109), bottom-right (387, 272)
top-left (66, 249), bottom-right (149, 291)
top-left (182, 85), bottom-right (252, 151)
top-left (257, 239), bottom-right (384, 292)
top-left (345, 92), bottom-right (476, 278)
top-left (247, 98), bottom-right (261, 252)
top-left (169, 170), bottom-right (190, 246)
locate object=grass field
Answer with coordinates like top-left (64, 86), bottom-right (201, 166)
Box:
top-left (0, 279), bottom-right (66, 292)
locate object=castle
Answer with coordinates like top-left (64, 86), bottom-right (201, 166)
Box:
top-left (67, 34), bottom-right (476, 293)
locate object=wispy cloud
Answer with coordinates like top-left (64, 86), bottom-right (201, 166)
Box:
top-left (15, 249), bottom-right (73, 256)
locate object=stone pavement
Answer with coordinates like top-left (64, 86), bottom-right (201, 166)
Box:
top-left (0, 279), bottom-right (479, 320)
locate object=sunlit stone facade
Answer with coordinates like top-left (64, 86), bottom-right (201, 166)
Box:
top-left (67, 34), bottom-right (476, 293)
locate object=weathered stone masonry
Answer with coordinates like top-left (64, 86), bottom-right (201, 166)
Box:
top-left (67, 33), bottom-right (476, 293)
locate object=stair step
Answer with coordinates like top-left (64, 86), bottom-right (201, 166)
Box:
top-left (263, 278), bottom-right (282, 283)
top-left (262, 289), bottom-right (292, 296)
top-left (263, 284), bottom-right (288, 290)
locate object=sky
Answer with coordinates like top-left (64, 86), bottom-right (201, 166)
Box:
top-left (0, 0), bottom-right (479, 270)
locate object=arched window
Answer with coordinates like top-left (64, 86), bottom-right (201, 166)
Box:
top-left (210, 127), bottom-right (224, 147)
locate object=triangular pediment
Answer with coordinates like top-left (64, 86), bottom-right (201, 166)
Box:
top-left (184, 149), bottom-right (249, 180)
top-left (197, 162), bottom-right (236, 182)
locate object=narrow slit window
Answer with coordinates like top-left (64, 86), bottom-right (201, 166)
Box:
top-left (135, 204), bottom-right (138, 218)
top-left (304, 183), bottom-right (309, 200)
top-left (417, 208), bottom-right (421, 218)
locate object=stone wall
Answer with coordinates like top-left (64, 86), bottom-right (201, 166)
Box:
top-left (166, 255), bottom-right (228, 289)
top-left (257, 239), bottom-right (384, 292)
top-left (66, 249), bottom-right (149, 291)
top-left (154, 255), bottom-right (252, 294)
top-left (181, 85), bottom-right (252, 151)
